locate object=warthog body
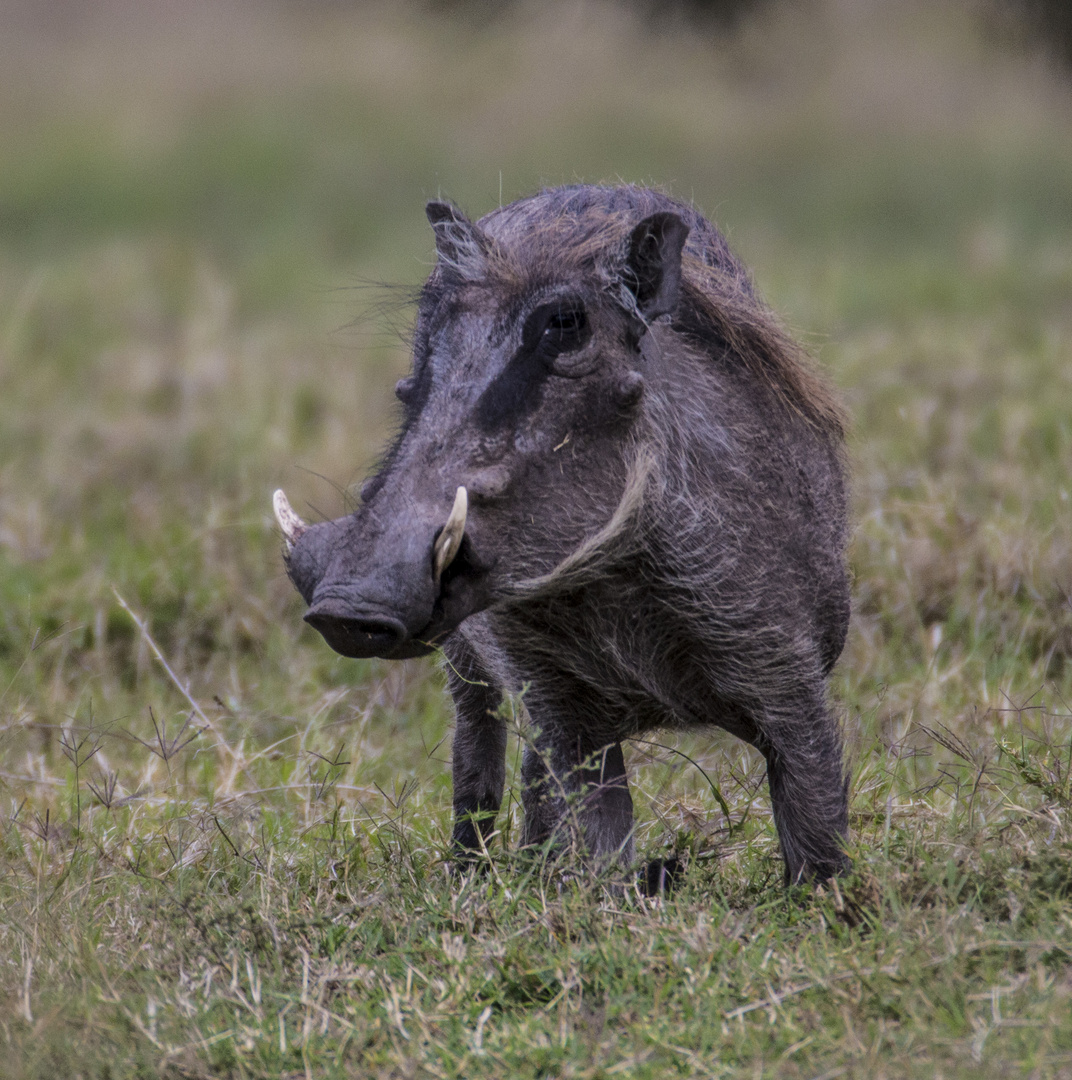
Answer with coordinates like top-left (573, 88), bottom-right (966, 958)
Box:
top-left (279, 184), bottom-right (851, 883)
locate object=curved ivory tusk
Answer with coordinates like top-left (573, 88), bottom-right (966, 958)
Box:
top-left (433, 486), bottom-right (468, 580)
top-left (273, 489), bottom-right (308, 552)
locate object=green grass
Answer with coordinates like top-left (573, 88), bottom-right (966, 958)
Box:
top-left (1, 1), bottom-right (1072, 1076)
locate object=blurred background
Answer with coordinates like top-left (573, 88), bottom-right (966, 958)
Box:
top-left (0, 0), bottom-right (1070, 823)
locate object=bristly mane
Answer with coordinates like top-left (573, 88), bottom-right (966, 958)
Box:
top-left (472, 184), bottom-right (847, 441)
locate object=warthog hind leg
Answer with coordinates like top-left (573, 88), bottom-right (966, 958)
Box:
top-left (759, 694), bottom-right (850, 884)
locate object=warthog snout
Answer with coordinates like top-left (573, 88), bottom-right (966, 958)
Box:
top-left (303, 598), bottom-right (409, 659)
top-left (276, 485), bottom-right (480, 660)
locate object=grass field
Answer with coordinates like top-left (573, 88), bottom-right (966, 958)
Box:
top-left (1, 1), bottom-right (1072, 1076)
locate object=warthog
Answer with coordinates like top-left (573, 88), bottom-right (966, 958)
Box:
top-left (276, 184), bottom-right (851, 884)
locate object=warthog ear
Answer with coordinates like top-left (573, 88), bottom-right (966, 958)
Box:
top-left (426, 201), bottom-right (488, 281)
top-left (624, 212), bottom-right (690, 321)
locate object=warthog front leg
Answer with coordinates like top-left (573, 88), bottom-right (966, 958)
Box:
top-left (521, 732), bottom-right (635, 866)
top-left (444, 636), bottom-right (506, 859)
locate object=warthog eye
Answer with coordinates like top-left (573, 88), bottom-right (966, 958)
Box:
top-left (543, 308), bottom-right (587, 349)
top-left (526, 301), bottom-right (591, 371)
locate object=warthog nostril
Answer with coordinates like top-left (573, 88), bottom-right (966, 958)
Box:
top-left (304, 599), bottom-right (408, 659)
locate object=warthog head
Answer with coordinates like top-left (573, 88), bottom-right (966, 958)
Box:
top-left (277, 190), bottom-right (697, 659)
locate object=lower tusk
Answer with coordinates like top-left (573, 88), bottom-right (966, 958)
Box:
top-left (273, 489), bottom-right (308, 553)
top-left (433, 486), bottom-right (468, 580)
